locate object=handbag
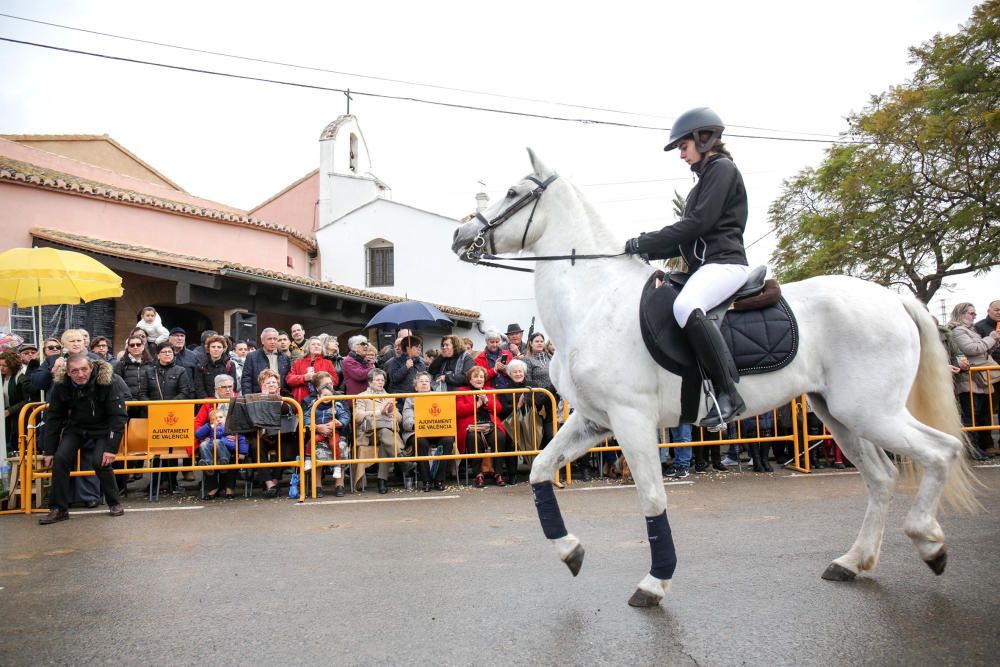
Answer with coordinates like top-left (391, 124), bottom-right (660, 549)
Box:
top-left (279, 412), bottom-right (299, 434)
top-left (971, 370), bottom-right (991, 390)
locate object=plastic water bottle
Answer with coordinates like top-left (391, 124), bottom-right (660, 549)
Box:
top-left (288, 456), bottom-right (300, 499)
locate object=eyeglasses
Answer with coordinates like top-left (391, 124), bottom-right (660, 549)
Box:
top-left (217, 384), bottom-right (234, 390)
top-left (128, 342), bottom-right (144, 348)
top-left (45, 345), bottom-right (61, 351)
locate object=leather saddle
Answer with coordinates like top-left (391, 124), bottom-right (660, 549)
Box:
top-left (639, 265), bottom-right (799, 424)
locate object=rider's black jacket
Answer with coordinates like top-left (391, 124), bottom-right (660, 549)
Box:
top-left (632, 154), bottom-right (748, 272)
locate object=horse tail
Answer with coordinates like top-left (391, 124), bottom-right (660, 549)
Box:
top-left (899, 295), bottom-right (982, 514)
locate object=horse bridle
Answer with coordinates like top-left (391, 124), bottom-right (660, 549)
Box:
top-left (466, 174), bottom-right (559, 264)
top-left (464, 173), bottom-right (624, 273)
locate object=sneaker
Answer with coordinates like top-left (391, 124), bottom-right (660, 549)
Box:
top-left (720, 456), bottom-right (739, 467)
top-left (694, 464), bottom-right (708, 474)
top-left (672, 468), bottom-right (689, 479)
top-left (712, 463), bottom-right (729, 472)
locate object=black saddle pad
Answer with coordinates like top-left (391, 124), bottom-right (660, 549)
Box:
top-left (639, 271), bottom-right (799, 377)
top-left (719, 298), bottom-right (798, 375)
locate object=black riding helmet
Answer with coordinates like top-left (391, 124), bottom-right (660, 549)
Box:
top-left (663, 107), bottom-right (725, 153)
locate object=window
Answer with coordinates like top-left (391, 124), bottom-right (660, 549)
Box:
top-left (366, 241), bottom-right (394, 287)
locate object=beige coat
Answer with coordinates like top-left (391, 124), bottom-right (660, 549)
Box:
top-left (951, 323), bottom-right (1000, 394)
top-left (353, 389), bottom-right (402, 445)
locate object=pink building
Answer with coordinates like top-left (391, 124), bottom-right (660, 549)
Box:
top-left (0, 134), bottom-right (477, 349)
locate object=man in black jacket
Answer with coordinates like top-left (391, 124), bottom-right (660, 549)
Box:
top-left (241, 327), bottom-right (291, 394)
top-left (38, 354), bottom-right (131, 524)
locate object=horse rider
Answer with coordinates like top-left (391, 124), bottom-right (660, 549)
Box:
top-left (623, 107), bottom-right (749, 428)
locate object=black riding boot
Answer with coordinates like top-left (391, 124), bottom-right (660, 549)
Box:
top-left (685, 309), bottom-right (746, 428)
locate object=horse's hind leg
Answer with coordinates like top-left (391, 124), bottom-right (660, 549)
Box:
top-left (529, 411), bottom-right (611, 576)
top-left (890, 418), bottom-right (963, 570)
top-left (607, 410), bottom-right (676, 607)
top-left (810, 398), bottom-right (897, 581)
top-left (818, 401), bottom-right (962, 576)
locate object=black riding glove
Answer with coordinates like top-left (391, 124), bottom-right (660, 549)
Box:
top-left (624, 237), bottom-right (643, 255)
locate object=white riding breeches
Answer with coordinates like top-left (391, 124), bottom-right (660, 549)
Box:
top-left (673, 263), bottom-right (752, 327)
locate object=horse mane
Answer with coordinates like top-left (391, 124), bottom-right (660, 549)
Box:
top-left (569, 182), bottom-right (621, 251)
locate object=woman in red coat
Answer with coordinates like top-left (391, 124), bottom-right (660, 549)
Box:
top-left (286, 337), bottom-right (337, 405)
top-left (455, 365), bottom-right (512, 488)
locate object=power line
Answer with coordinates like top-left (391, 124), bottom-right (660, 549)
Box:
top-left (0, 36), bottom-right (868, 145)
top-left (0, 11), bottom-right (845, 139)
top-left (746, 229), bottom-right (776, 249)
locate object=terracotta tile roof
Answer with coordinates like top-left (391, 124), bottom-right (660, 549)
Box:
top-left (0, 133), bottom-right (187, 192)
top-left (1, 155), bottom-right (317, 252)
top-left (30, 228), bottom-right (481, 321)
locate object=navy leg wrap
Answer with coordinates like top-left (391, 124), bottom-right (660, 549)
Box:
top-left (646, 511), bottom-right (677, 579)
top-left (532, 481), bottom-right (568, 540)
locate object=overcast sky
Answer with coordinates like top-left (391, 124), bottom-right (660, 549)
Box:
top-left (0, 0), bottom-right (993, 318)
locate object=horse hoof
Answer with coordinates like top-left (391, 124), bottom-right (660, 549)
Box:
top-left (627, 588), bottom-right (662, 608)
top-left (821, 562), bottom-right (857, 582)
top-left (925, 548), bottom-right (947, 576)
top-left (563, 544), bottom-right (585, 577)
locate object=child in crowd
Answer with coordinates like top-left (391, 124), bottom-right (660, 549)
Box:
top-left (195, 408), bottom-right (249, 465)
top-left (134, 306), bottom-right (170, 345)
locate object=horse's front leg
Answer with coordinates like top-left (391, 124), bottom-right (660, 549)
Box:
top-left (529, 411), bottom-right (611, 577)
top-left (608, 410), bottom-right (676, 607)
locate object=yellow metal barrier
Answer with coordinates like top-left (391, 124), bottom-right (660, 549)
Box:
top-left (306, 387), bottom-right (559, 499)
top-left (0, 401), bottom-right (45, 514)
top-left (20, 397), bottom-right (306, 513)
top-left (963, 364), bottom-right (999, 435)
top-left (567, 401), bottom-right (802, 480)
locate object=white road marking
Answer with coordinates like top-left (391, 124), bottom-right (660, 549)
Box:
top-left (786, 471), bottom-right (861, 478)
top-left (564, 481), bottom-right (694, 492)
top-left (72, 505), bottom-right (205, 515)
top-left (296, 495), bottom-right (461, 506)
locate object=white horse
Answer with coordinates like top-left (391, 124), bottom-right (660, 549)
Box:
top-left (451, 149), bottom-right (979, 607)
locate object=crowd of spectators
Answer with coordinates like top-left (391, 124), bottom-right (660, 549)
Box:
top-left (4, 299), bottom-right (998, 507)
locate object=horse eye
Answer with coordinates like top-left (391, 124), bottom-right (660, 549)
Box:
top-left (507, 188), bottom-right (517, 199)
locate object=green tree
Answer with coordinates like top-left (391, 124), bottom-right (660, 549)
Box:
top-left (768, 0), bottom-right (999, 303)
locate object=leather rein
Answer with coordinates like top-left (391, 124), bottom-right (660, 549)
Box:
top-left (463, 173), bottom-right (625, 273)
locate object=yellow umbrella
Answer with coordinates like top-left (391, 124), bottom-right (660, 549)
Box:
top-left (0, 246), bottom-right (123, 307)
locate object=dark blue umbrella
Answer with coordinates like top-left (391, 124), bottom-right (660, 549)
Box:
top-left (365, 300), bottom-right (453, 331)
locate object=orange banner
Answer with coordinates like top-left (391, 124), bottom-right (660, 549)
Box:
top-left (414, 395), bottom-right (457, 439)
top-left (147, 403), bottom-right (195, 447)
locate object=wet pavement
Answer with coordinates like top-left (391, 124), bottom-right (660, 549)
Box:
top-left (2, 464), bottom-right (999, 666)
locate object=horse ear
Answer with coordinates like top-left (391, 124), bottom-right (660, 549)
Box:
top-left (527, 147), bottom-right (550, 177)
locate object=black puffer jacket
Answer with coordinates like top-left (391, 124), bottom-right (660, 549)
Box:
top-left (42, 360), bottom-right (131, 456)
top-left (192, 355), bottom-right (238, 399)
top-left (114, 356), bottom-right (149, 399)
top-left (428, 351), bottom-right (474, 391)
top-left (138, 361), bottom-right (193, 401)
top-left (633, 154), bottom-right (748, 272)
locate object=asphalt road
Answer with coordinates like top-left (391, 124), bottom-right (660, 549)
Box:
top-left (2, 464), bottom-right (999, 666)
